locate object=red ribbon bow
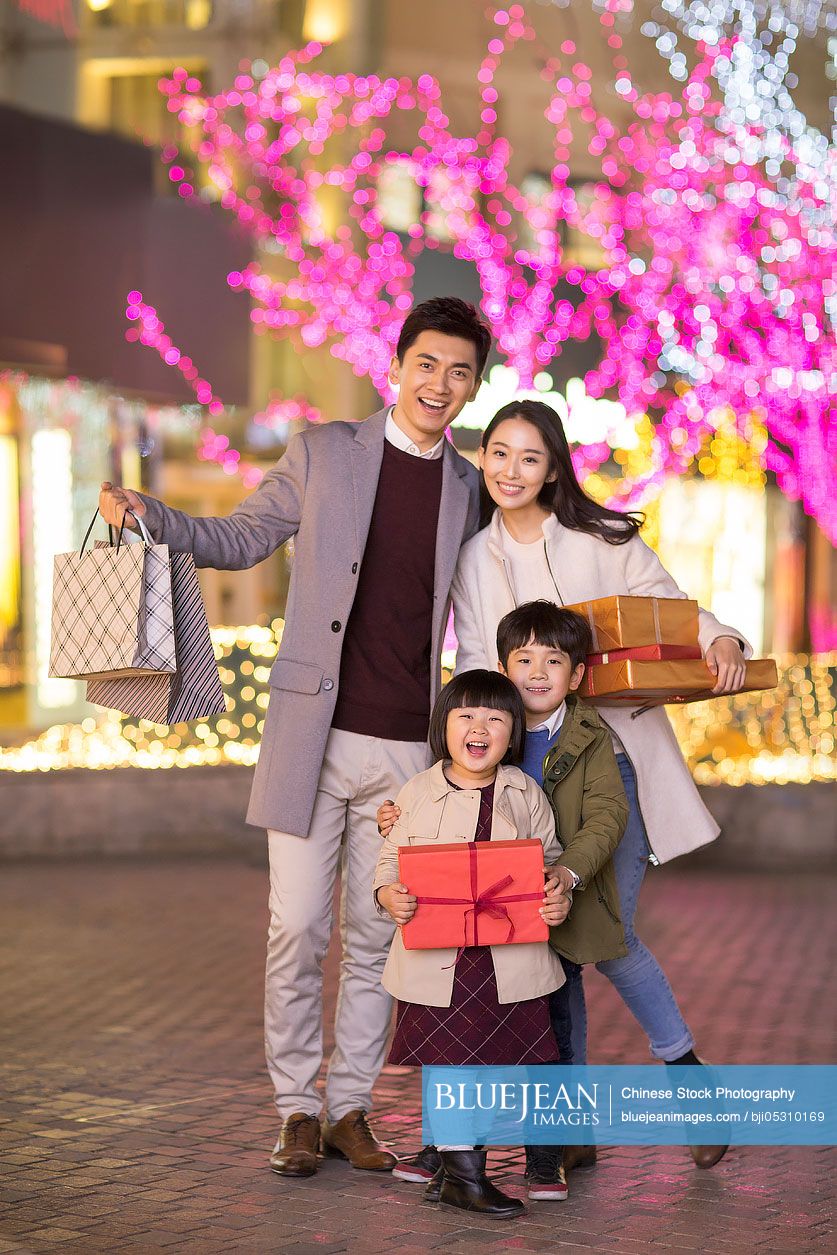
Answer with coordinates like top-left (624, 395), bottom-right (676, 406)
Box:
top-left (413, 843), bottom-right (543, 967)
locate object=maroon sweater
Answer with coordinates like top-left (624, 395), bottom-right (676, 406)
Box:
top-left (331, 441), bottom-right (444, 741)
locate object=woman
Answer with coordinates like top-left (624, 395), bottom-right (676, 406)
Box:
top-left (450, 399), bottom-right (751, 1170)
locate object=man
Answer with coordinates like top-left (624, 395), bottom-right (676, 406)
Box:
top-left (99, 297), bottom-right (491, 1177)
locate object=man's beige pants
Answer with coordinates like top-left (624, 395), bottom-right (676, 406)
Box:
top-left (266, 727), bottom-right (429, 1122)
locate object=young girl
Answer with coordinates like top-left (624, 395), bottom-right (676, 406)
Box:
top-left (450, 399), bottom-right (751, 1171)
top-left (373, 669), bottom-right (570, 1219)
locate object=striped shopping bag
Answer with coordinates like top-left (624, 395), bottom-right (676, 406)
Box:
top-left (87, 547), bottom-right (226, 725)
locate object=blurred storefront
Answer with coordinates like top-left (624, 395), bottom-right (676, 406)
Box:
top-left (0, 1), bottom-right (833, 817)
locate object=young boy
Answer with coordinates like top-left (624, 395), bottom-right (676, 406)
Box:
top-left (380, 600), bottom-right (628, 1201)
top-left (497, 600), bottom-right (628, 1194)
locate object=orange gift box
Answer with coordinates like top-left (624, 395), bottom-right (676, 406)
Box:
top-left (398, 839), bottom-right (548, 952)
top-left (566, 595), bottom-right (700, 653)
top-left (579, 657), bottom-right (779, 707)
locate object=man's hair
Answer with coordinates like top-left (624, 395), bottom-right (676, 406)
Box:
top-left (428, 669), bottom-right (526, 765)
top-left (496, 601), bottom-right (593, 671)
top-left (396, 297), bottom-right (492, 377)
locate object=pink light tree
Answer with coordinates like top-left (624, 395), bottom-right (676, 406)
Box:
top-left (127, 3), bottom-right (836, 543)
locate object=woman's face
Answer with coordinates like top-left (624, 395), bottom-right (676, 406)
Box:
top-left (479, 418), bottom-right (556, 513)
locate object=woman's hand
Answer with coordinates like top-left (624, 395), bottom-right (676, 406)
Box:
top-left (541, 873), bottom-right (572, 927)
top-left (376, 882), bottom-right (417, 925)
top-left (99, 481), bottom-right (146, 531)
top-left (705, 636), bottom-right (747, 695)
top-left (376, 799), bottom-right (401, 837)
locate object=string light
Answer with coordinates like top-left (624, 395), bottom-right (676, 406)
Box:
top-left (1, 626), bottom-right (832, 785)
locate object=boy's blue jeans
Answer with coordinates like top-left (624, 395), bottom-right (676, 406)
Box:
top-left (549, 753), bottom-right (695, 1064)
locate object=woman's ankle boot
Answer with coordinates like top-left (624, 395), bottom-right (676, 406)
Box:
top-left (438, 1150), bottom-right (524, 1218)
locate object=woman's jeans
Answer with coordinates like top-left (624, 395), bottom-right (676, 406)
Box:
top-left (554, 754), bottom-right (695, 1064)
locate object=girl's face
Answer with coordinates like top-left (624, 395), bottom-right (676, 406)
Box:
top-left (479, 418), bottom-right (557, 513)
top-left (445, 705), bottom-right (513, 780)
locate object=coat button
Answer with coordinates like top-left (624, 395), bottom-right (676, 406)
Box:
top-left (331, 620), bottom-right (341, 632)
top-left (351, 562), bottom-right (358, 574)
top-left (323, 678), bottom-right (334, 691)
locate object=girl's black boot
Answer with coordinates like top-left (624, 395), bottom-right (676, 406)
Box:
top-left (438, 1151), bottom-right (524, 1218)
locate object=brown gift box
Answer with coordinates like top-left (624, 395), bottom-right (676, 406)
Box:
top-left (566, 595), bottom-right (700, 653)
top-left (579, 657), bottom-right (779, 707)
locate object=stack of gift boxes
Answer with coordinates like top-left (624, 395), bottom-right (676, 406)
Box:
top-left (565, 594), bottom-right (777, 706)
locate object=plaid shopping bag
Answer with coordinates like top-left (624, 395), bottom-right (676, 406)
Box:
top-left (49, 511), bottom-right (176, 681)
top-left (87, 549), bottom-right (227, 724)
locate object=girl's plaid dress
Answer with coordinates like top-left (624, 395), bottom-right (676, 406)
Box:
top-left (387, 779), bottom-right (560, 1067)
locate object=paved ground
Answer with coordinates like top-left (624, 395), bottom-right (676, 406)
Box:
top-left (0, 858), bottom-right (834, 1253)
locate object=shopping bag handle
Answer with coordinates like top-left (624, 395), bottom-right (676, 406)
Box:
top-left (78, 508), bottom-right (153, 556)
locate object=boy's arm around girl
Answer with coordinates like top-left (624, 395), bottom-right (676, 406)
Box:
top-left (372, 768), bottom-right (570, 930)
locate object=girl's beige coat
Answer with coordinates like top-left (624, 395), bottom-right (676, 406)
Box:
top-left (372, 761), bottom-right (565, 1008)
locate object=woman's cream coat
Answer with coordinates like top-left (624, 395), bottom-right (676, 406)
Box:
top-left (450, 511), bottom-right (753, 864)
top-left (372, 761), bottom-right (565, 1008)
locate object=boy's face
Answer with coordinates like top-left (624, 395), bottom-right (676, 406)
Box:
top-left (500, 638), bottom-right (584, 724)
top-left (389, 330), bottom-right (482, 450)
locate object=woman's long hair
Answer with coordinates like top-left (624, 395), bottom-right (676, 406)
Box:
top-left (479, 399), bottom-right (643, 544)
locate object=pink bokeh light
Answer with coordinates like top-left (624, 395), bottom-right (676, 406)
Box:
top-left (127, 9), bottom-right (835, 539)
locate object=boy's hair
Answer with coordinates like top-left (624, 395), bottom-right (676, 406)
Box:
top-left (428, 669), bottom-right (526, 765)
top-left (396, 297), bottom-right (492, 378)
top-left (496, 601), bottom-right (593, 671)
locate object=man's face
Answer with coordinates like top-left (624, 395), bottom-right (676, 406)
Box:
top-left (389, 330), bottom-right (482, 449)
top-left (500, 638), bottom-right (584, 724)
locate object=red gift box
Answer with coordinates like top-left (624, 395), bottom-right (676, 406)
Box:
top-left (587, 642), bottom-right (703, 667)
top-left (398, 839), bottom-right (548, 952)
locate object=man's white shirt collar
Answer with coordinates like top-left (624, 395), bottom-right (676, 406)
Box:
top-left (530, 701), bottom-right (567, 740)
top-left (385, 409), bottom-right (445, 460)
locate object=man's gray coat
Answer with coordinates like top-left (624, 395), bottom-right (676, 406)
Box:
top-left (137, 408), bottom-right (481, 836)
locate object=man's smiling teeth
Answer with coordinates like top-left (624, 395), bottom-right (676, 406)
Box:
top-left (419, 398), bottom-right (446, 410)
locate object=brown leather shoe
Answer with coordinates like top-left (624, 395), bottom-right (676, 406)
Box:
top-left (269, 1112), bottom-right (321, 1177)
top-left (321, 1108), bottom-right (396, 1171)
top-left (690, 1144), bottom-right (729, 1169)
top-left (562, 1144), bottom-right (597, 1172)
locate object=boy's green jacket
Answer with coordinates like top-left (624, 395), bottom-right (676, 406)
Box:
top-left (543, 696), bottom-right (629, 965)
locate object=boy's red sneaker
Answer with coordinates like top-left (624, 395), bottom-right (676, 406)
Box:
top-left (392, 1144), bottom-right (442, 1183)
top-left (524, 1146), bottom-right (569, 1201)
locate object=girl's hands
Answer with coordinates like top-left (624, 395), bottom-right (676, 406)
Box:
top-left (705, 636), bottom-right (747, 695)
top-left (376, 882), bottom-right (417, 925)
top-left (377, 799), bottom-right (401, 837)
top-left (542, 872), bottom-right (572, 927)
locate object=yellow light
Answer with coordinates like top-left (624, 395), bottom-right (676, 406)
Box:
top-left (0, 628), bottom-right (833, 789)
top-left (185, 0), bottom-right (212, 30)
top-left (32, 429), bottom-right (76, 710)
top-left (0, 436), bottom-right (20, 636)
top-left (86, 0), bottom-right (112, 9)
top-left (303, 0), bottom-right (349, 44)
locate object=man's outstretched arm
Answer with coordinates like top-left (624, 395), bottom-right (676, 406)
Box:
top-left (99, 431), bottom-right (309, 570)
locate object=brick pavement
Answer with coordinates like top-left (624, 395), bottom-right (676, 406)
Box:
top-left (0, 858), bottom-right (834, 1254)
